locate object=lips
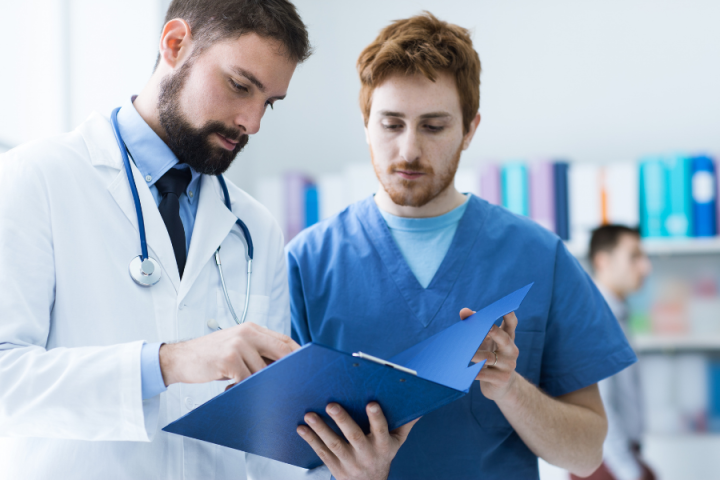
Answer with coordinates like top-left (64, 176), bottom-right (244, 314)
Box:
top-left (216, 133), bottom-right (240, 150)
top-left (395, 170), bottom-right (426, 180)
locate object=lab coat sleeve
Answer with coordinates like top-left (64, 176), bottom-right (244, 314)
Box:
top-left (265, 224), bottom-right (291, 337)
top-left (599, 377), bottom-right (643, 480)
top-left (0, 152), bottom-right (151, 441)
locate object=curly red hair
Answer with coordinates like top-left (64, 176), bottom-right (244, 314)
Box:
top-left (357, 12), bottom-right (481, 133)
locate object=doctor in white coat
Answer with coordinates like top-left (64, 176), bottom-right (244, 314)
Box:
top-left (0, 1), bottom-right (316, 478)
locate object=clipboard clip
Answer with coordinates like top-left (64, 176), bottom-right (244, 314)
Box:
top-left (352, 352), bottom-right (418, 376)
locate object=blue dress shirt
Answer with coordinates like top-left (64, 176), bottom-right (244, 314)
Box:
top-left (116, 99), bottom-right (202, 400)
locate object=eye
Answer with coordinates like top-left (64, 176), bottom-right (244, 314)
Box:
top-left (230, 79), bottom-right (249, 93)
top-left (424, 124), bottom-right (445, 132)
top-left (381, 122), bottom-right (403, 130)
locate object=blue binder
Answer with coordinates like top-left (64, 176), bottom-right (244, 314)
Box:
top-left (553, 162), bottom-right (570, 240)
top-left (691, 155), bottom-right (717, 237)
top-left (163, 283), bottom-right (534, 469)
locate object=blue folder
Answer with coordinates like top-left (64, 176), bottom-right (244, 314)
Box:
top-left (163, 283), bottom-right (534, 469)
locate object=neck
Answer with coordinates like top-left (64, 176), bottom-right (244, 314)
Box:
top-left (594, 276), bottom-right (626, 301)
top-left (132, 74), bottom-right (169, 143)
top-left (374, 184), bottom-right (467, 218)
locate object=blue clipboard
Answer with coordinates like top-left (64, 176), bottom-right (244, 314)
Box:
top-left (163, 283), bottom-right (533, 469)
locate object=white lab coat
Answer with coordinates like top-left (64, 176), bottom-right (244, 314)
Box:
top-left (0, 112), bottom-right (315, 479)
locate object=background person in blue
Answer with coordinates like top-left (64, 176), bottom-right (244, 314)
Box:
top-left (287, 12), bottom-right (637, 480)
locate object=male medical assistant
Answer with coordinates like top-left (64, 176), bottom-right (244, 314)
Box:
top-left (0, 100), bottom-right (291, 479)
top-left (287, 195), bottom-right (637, 480)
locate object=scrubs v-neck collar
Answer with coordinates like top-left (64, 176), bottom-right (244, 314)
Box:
top-left (355, 194), bottom-right (489, 328)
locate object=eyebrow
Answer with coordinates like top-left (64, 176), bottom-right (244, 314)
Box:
top-left (231, 67), bottom-right (287, 101)
top-left (378, 110), bottom-right (452, 119)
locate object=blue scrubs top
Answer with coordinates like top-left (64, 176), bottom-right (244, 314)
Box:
top-left (287, 195), bottom-right (636, 480)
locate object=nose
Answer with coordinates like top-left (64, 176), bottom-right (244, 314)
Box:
top-left (399, 129), bottom-right (421, 164)
top-left (234, 102), bottom-right (266, 136)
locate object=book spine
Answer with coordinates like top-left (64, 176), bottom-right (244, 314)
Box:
top-left (691, 155), bottom-right (717, 237)
top-left (553, 162), bottom-right (570, 240)
top-left (501, 163), bottom-right (529, 216)
top-left (479, 163), bottom-right (501, 205)
top-left (639, 159), bottom-right (668, 238)
top-left (529, 161), bottom-right (555, 232)
top-left (664, 155), bottom-right (693, 237)
top-left (605, 162), bottom-right (639, 227)
top-left (709, 360), bottom-right (720, 432)
top-left (284, 172), bottom-right (310, 242)
top-left (305, 183), bottom-right (319, 228)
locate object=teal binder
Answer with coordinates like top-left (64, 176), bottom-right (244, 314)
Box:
top-left (639, 159), bottom-right (668, 238)
top-left (663, 155), bottom-right (692, 237)
top-left (501, 163), bottom-right (529, 216)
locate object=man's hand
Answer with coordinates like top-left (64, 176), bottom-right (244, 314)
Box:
top-left (460, 308), bottom-right (519, 401)
top-left (159, 322), bottom-right (299, 386)
top-left (297, 402), bottom-right (419, 480)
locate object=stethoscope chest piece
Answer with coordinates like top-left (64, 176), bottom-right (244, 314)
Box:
top-left (129, 256), bottom-right (162, 287)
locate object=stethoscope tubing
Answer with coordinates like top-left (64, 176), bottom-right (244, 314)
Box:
top-left (110, 106), bottom-right (253, 326)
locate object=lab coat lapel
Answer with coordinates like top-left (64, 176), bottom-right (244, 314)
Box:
top-left (106, 162), bottom-right (181, 292)
top-left (355, 196), bottom-right (487, 328)
top-left (79, 112), bottom-right (181, 292)
top-left (178, 174), bottom-right (237, 303)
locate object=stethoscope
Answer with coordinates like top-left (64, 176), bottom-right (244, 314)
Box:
top-left (110, 107), bottom-right (253, 327)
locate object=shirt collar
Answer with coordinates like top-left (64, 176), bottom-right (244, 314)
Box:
top-left (116, 97), bottom-right (202, 202)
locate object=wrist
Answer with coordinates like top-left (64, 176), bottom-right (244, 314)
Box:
top-left (159, 343), bottom-right (178, 386)
top-left (495, 371), bottom-right (525, 408)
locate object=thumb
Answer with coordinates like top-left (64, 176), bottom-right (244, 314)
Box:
top-left (391, 417), bottom-right (421, 445)
top-left (459, 308), bottom-right (476, 321)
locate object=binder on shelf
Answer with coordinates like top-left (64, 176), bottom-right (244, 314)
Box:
top-left (529, 161), bottom-right (555, 232)
top-left (553, 162), bottom-right (570, 240)
top-left (691, 155), bottom-right (717, 237)
top-left (605, 162), bottom-right (639, 227)
top-left (709, 361), bottom-right (720, 433)
top-left (480, 163), bottom-right (501, 206)
top-left (501, 163), bottom-right (529, 216)
top-left (569, 163), bottom-right (600, 247)
top-left (284, 173), bottom-right (313, 242)
top-left (639, 159), bottom-right (668, 238)
top-left (664, 155), bottom-right (693, 237)
top-left (305, 184), bottom-right (319, 228)
top-left (163, 284), bottom-right (534, 469)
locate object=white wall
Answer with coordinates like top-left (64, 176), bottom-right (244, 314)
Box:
top-left (224, 0), bottom-right (720, 196)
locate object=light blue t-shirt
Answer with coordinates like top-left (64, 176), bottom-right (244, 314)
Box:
top-left (379, 196), bottom-right (470, 288)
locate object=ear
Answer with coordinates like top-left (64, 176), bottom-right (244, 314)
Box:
top-left (461, 112), bottom-right (481, 151)
top-left (158, 19), bottom-right (193, 70)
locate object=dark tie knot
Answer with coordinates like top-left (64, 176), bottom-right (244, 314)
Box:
top-left (155, 168), bottom-right (192, 198)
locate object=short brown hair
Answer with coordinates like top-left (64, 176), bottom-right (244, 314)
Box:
top-left (589, 225), bottom-right (641, 263)
top-left (357, 12), bottom-right (481, 133)
top-left (156, 0), bottom-right (311, 68)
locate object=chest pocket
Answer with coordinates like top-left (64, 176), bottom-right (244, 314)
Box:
top-left (215, 291), bottom-right (270, 329)
top-left (471, 330), bottom-right (542, 429)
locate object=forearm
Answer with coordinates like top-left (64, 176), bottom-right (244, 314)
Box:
top-left (496, 375), bottom-right (607, 476)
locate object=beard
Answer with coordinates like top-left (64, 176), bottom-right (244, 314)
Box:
top-left (157, 61), bottom-right (248, 176)
top-left (371, 143), bottom-right (463, 208)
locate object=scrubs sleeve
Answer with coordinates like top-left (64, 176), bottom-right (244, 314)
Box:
top-left (539, 242), bottom-right (637, 397)
top-left (287, 250), bottom-right (312, 346)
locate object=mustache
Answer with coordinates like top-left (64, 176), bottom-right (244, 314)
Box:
top-left (388, 160), bottom-right (433, 175)
top-left (205, 122), bottom-right (247, 145)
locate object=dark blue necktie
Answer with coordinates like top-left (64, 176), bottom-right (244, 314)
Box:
top-left (155, 168), bottom-right (192, 278)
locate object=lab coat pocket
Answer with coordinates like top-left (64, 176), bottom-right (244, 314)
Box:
top-left (471, 330), bottom-right (541, 429)
top-left (215, 291), bottom-right (270, 329)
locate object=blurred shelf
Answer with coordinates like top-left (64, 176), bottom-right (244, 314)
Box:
top-left (566, 237), bottom-right (720, 258)
top-left (633, 335), bottom-right (720, 352)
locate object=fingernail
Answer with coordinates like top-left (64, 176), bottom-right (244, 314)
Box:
top-left (306, 414), bottom-right (317, 424)
top-left (328, 404), bottom-right (340, 415)
top-left (368, 403), bottom-right (379, 413)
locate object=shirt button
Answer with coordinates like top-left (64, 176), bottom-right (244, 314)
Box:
top-left (188, 191), bottom-right (194, 198)
top-left (184, 397), bottom-right (194, 409)
top-left (145, 175), bottom-right (152, 182)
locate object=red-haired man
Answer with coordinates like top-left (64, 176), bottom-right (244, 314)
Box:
top-left (284, 13), bottom-right (636, 480)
